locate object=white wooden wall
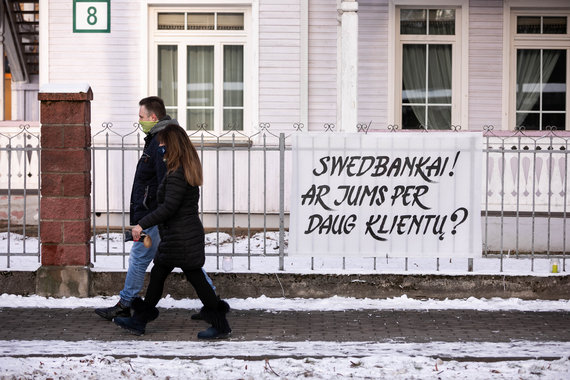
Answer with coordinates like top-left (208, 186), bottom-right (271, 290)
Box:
top-left (90, 139), bottom-right (290, 215)
top-left (258, 0), bottom-right (302, 131)
top-left (358, 0), bottom-right (389, 129)
top-left (308, 0), bottom-right (338, 130)
top-left (468, 0), bottom-right (503, 130)
top-left (46, 1), bottom-right (142, 133)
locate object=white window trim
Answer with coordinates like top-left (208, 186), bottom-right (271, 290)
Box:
top-left (388, 0), bottom-right (469, 130)
top-left (145, 2), bottom-right (258, 136)
top-left (505, 4), bottom-right (570, 131)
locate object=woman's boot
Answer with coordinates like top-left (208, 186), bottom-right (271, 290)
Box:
top-left (113, 297), bottom-right (159, 336)
top-left (197, 299), bottom-right (231, 339)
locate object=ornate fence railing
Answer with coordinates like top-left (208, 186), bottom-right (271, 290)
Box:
top-left (0, 124), bottom-right (41, 267)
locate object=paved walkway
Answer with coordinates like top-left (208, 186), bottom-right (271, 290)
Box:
top-left (0, 307), bottom-right (568, 343)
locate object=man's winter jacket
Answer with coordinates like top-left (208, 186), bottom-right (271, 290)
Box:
top-left (129, 117), bottom-right (178, 225)
top-left (137, 166), bottom-right (205, 269)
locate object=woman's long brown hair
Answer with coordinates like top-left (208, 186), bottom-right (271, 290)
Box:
top-left (157, 124), bottom-right (203, 186)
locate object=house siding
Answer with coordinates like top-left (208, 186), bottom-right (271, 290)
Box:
top-left (358, 0), bottom-right (389, 129)
top-left (308, 0), bottom-right (338, 130)
top-left (48, 0), bottom-right (142, 131)
top-left (468, 0), bottom-right (504, 130)
top-left (258, 0), bottom-right (302, 131)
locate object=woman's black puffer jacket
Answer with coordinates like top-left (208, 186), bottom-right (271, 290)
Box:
top-left (138, 166), bottom-right (205, 269)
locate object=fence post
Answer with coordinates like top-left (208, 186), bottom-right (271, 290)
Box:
top-left (36, 84), bottom-right (93, 297)
top-left (279, 132), bottom-right (285, 271)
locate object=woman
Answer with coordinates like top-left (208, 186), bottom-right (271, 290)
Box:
top-left (114, 123), bottom-right (231, 340)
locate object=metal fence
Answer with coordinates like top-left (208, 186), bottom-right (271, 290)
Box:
top-left (0, 124), bottom-right (41, 268)
top-left (1, 123), bottom-right (568, 273)
top-left (482, 125), bottom-right (568, 273)
top-left (90, 122), bottom-right (290, 271)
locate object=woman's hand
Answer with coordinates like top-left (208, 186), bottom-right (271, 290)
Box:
top-left (132, 225), bottom-right (143, 241)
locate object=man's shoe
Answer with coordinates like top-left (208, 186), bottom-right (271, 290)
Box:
top-left (94, 302), bottom-right (130, 321)
top-left (197, 327), bottom-right (231, 340)
top-left (114, 316), bottom-right (146, 336)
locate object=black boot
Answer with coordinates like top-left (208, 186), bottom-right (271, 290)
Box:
top-left (192, 296), bottom-right (220, 320)
top-left (94, 301), bottom-right (130, 321)
top-left (197, 300), bottom-right (231, 339)
top-left (113, 298), bottom-right (159, 336)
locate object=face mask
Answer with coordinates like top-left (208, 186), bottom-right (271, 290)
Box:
top-left (158, 145), bottom-right (166, 159)
top-left (139, 120), bottom-right (158, 134)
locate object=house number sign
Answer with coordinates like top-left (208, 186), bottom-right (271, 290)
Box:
top-left (73, 0), bottom-right (110, 33)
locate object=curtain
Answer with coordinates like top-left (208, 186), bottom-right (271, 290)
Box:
top-left (427, 44), bottom-right (452, 129)
top-left (516, 49), bottom-right (562, 128)
top-left (158, 45), bottom-right (178, 117)
top-left (516, 49), bottom-right (541, 122)
top-left (402, 44), bottom-right (452, 129)
top-left (223, 45), bottom-right (244, 130)
top-left (187, 46), bottom-right (214, 130)
top-left (402, 44), bottom-right (426, 128)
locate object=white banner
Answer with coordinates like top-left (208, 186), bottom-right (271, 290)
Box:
top-left (289, 132), bottom-right (482, 258)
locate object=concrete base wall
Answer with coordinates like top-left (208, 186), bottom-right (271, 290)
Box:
top-left (2, 271), bottom-right (568, 300)
top-left (35, 266), bottom-right (91, 298)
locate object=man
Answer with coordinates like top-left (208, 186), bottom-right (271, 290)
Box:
top-left (95, 96), bottom-right (215, 320)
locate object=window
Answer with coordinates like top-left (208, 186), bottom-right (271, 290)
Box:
top-left (150, 8), bottom-right (250, 132)
top-left (396, 8), bottom-right (460, 130)
top-left (515, 49), bottom-right (566, 129)
top-left (517, 16), bottom-right (567, 35)
top-left (511, 13), bottom-right (569, 130)
top-left (157, 12), bottom-right (244, 31)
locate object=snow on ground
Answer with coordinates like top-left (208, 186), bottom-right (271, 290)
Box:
top-left (0, 293), bottom-right (569, 312)
top-left (0, 352), bottom-right (567, 380)
top-left (0, 349), bottom-right (568, 380)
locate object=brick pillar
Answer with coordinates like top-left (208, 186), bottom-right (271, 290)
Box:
top-left (36, 84), bottom-right (93, 297)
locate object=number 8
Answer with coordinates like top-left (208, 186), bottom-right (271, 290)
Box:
top-left (87, 6), bottom-right (97, 26)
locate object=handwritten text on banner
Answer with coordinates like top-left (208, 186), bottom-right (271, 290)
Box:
top-left (289, 132), bottom-right (482, 258)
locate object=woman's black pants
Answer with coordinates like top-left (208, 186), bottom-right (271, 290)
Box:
top-left (144, 262), bottom-right (218, 309)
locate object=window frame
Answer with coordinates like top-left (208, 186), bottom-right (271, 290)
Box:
top-left (509, 9), bottom-right (570, 130)
top-left (393, 5), bottom-right (464, 130)
top-left (148, 6), bottom-right (253, 134)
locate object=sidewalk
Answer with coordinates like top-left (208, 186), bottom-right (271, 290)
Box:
top-left (1, 307), bottom-right (568, 345)
top-left (2, 307), bottom-right (570, 379)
